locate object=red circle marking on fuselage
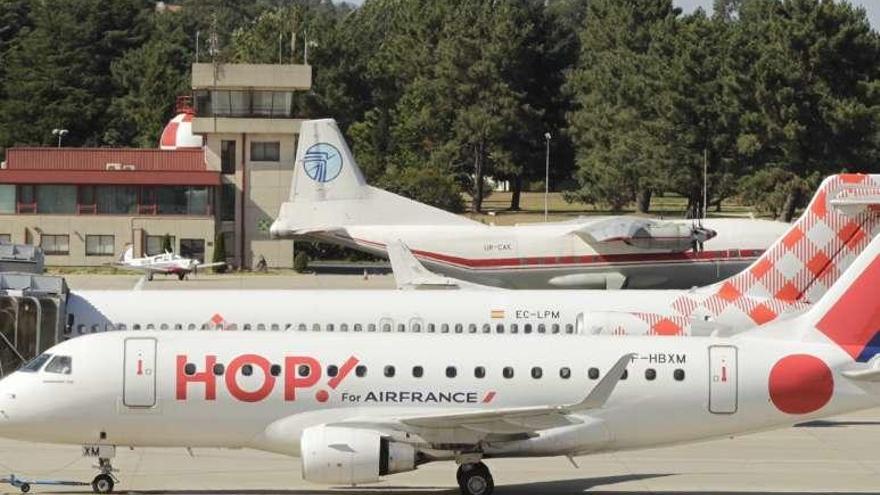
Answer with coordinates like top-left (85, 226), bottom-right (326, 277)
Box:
top-left (768, 354), bottom-right (834, 415)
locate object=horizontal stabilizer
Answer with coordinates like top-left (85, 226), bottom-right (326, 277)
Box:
top-left (387, 240), bottom-right (497, 290)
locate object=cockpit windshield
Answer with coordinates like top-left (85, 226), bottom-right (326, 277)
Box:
top-left (45, 355), bottom-right (72, 375)
top-left (19, 353), bottom-right (52, 373)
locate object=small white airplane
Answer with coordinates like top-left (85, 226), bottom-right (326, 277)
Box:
top-left (62, 173), bottom-right (880, 341)
top-left (114, 245), bottom-right (225, 281)
top-left (3, 231), bottom-right (880, 495)
top-left (271, 119), bottom-right (791, 290)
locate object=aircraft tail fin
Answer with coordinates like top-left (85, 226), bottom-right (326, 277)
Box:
top-left (704, 174), bottom-right (880, 304)
top-left (805, 231), bottom-right (880, 362)
top-left (120, 244), bottom-right (134, 263)
top-left (271, 119), bottom-right (476, 238)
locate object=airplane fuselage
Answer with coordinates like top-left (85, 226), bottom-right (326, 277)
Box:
top-left (0, 331), bottom-right (873, 461)
top-left (320, 218), bottom-right (788, 289)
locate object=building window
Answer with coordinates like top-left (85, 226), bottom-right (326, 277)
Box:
top-left (139, 186), bottom-right (158, 215)
top-left (16, 185), bottom-right (35, 213)
top-left (85, 235), bottom-right (114, 256)
top-left (0, 185), bottom-right (15, 214)
top-left (41, 234), bottom-right (69, 255)
top-left (159, 186), bottom-right (209, 215)
top-left (146, 235), bottom-right (175, 255)
top-left (180, 239), bottom-right (204, 262)
top-left (78, 186), bottom-right (96, 214)
top-left (250, 141), bottom-right (280, 162)
top-left (96, 186), bottom-right (137, 215)
top-left (221, 140), bottom-right (236, 174)
top-left (0, 234), bottom-right (10, 244)
top-left (220, 183), bottom-right (236, 221)
top-left (34, 185), bottom-right (76, 214)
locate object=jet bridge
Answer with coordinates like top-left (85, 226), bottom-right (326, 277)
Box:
top-left (0, 273), bottom-right (68, 376)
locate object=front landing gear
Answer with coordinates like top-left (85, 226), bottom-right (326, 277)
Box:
top-left (456, 462), bottom-right (493, 495)
top-left (91, 458), bottom-right (117, 493)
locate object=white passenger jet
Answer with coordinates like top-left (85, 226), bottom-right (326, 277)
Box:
top-left (114, 245), bottom-right (225, 281)
top-left (3, 232), bottom-right (880, 495)
top-left (271, 119), bottom-right (790, 290)
top-left (63, 174), bottom-right (880, 340)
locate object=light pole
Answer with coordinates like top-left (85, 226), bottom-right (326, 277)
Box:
top-left (52, 128), bottom-right (68, 148)
top-left (544, 132), bottom-right (551, 222)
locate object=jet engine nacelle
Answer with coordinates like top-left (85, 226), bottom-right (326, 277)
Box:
top-left (300, 426), bottom-right (416, 485)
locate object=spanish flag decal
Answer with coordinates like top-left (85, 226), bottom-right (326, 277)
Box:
top-left (490, 309), bottom-right (505, 319)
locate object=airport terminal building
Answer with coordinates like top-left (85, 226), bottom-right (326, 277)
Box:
top-left (0, 63), bottom-right (310, 268)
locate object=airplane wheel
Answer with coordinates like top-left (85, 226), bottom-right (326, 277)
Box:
top-left (458, 462), bottom-right (493, 495)
top-left (92, 474), bottom-right (114, 494)
top-left (147, 273), bottom-right (153, 281)
top-left (19, 482), bottom-right (30, 493)
top-left (177, 273), bottom-right (186, 281)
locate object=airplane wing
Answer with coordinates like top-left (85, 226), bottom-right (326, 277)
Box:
top-left (332, 353), bottom-right (633, 439)
top-left (115, 264), bottom-right (174, 274)
top-left (386, 240), bottom-right (499, 291)
top-left (194, 261), bottom-right (226, 269)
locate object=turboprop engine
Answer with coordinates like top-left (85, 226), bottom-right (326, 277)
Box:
top-left (623, 222), bottom-right (717, 252)
top-left (300, 426), bottom-right (417, 485)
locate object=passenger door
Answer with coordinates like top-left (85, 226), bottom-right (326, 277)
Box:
top-left (708, 345), bottom-right (737, 414)
top-left (123, 337), bottom-right (157, 408)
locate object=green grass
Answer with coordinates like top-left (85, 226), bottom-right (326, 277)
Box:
top-left (464, 191), bottom-right (762, 225)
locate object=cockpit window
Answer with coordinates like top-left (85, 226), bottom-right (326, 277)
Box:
top-left (20, 353), bottom-right (52, 373)
top-left (45, 355), bottom-right (72, 375)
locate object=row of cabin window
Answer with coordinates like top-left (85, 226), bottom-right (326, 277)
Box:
top-left (183, 362), bottom-right (686, 382)
top-left (69, 321), bottom-right (578, 335)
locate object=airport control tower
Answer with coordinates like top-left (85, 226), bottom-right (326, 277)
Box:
top-left (191, 63), bottom-right (312, 269)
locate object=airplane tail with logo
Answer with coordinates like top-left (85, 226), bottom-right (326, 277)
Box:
top-left (119, 244), bottom-right (134, 263)
top-left (271, 119), bottom-right (476, 238)
top-left (805, 230), bottom-right (880, 363)
top-left (670, 174), bottom-right (880, 327)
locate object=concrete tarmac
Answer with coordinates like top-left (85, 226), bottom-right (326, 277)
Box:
top-left (60, 273), bottom-right (396, 291)
top-left (2, 409), bottom-right (880, 494)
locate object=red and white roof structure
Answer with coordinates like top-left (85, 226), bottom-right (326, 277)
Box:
top-left (159, 113), bottom-right (203, 150)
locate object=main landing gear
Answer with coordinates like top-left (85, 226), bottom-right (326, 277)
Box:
top-left (91, 458), bottom-right (117, 494)
top-left (456, 462), bottom-right (494, 495)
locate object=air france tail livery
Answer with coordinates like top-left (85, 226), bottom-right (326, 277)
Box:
top-left (65, 174), bottom-right (880, 340)
top-left (4, 232), bottom-right (880, 495)
top-left (270, 119), bottom-right (790, 290)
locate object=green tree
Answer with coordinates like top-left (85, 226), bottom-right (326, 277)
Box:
top-left (566, 0), bottom-right (679, 212)
top-left (730, 0), bottom-right (880, 219)
top-left (106, 11), bottom-right (193, 147)
top-left (0, 0), bottom-right (152, 149)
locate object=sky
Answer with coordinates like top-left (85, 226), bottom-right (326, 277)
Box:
top-left (675, 0), bottom-right (880, 28)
